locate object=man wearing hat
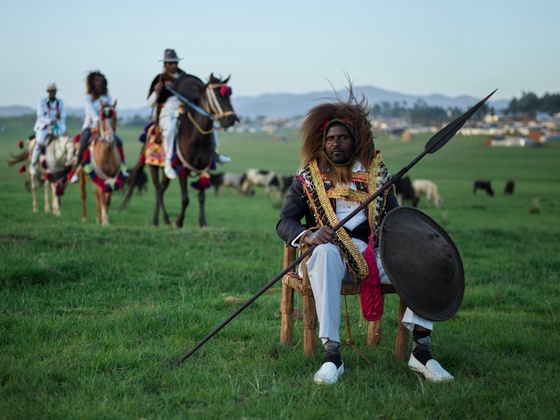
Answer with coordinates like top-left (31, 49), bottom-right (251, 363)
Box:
top-left (30, 82), bottom-right (67, 175)
top-left (276, 89), bottom-right (456, 385)
top-left (147, 48), bottom-right (230, 180)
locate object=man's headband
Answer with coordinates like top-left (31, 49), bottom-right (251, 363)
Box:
top-left (319, 118), bottom-right (354, 142)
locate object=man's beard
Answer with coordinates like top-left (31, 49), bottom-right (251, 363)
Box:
top-left (320, 157), bottom-right (353, 185)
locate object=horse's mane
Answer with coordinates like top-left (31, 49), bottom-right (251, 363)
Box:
top-left (173, 74), bottom-right (205, 102)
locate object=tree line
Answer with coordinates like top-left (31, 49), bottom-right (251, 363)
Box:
top-left (505, 92), bottom-right (560, 116)
top-left (371, 92), bottom-right (559, 126)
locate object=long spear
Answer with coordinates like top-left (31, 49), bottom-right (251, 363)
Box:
top-left (175, 89), bottom-right (497, 365)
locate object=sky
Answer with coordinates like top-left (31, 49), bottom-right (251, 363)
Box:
top-left (1, 0), bottom-right (558, 110)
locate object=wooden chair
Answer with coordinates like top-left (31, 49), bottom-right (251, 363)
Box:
top-left (280, 245), bottom-right (410, 360)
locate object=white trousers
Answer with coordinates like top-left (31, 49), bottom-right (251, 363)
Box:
top-left (159, 100), bottom-right (179, 164)
top-left (305, 243), bottom-right (433, 345)
top-left (35, 127), bottom-right (50, 146)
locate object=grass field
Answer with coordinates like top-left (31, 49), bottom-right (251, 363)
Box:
top-left (1, 115), bottom-right (559, 419)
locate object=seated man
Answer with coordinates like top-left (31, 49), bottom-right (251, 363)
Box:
top-left (276, 92), bottom-right (454, 385)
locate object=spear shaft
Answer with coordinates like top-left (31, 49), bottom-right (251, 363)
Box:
top-left (175, 89), bottom-right (496, 365)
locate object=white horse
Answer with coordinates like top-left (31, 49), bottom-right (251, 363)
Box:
top-left (8, 135), bottom-right (74, 216)
top-left (412, 179), bottom-right (443, 208)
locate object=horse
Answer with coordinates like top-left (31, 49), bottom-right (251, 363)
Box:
top-left (78, 100), bottom-right (127, 226)
top-left (473, 180), bottom-right (494, 196)
top-left (7, 134), bottom-right (74, 216)
top-left (122, 73), bottom-right (238, 228)
top-left (412, 179), bottom-right (443, 208)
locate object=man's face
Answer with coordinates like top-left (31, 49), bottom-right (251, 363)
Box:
top-left (324, 124), bottom-right (354, 164)
top-left (164, 61), bottom-right (178, 73)
top-left (47, 90), bottom-right (56, 100)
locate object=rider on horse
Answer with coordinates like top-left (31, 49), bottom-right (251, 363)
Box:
top-left (70, 71), bottom-right (128, 183)
top-left (30, 82), bottom-right (67, 175)
top-left (147, 48), bottom-right (230, 180)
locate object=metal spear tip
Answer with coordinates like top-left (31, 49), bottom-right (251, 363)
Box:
top-left (425, 89), bottom-right (498, 154)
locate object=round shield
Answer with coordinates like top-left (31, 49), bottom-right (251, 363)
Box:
top-left (379, 207), bottom-right (464, 321)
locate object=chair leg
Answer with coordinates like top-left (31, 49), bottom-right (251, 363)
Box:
top-left (280, 283), bottom-right (294, 345)
top-left (395, 297), bottom-right (410, 361)
top-left (367, 320), bottom-right (382, 346)
top-left (303, 294), bottom-right (317, 355)
top-left (367, 294), bottom-right (385, 346)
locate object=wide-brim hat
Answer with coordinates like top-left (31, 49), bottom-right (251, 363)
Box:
top-left (46, 82), bottom-right (57, 91)
top-left (378, 206), bottom-right (464, 321)
top-left (160, 48), bottom-right (182, 63)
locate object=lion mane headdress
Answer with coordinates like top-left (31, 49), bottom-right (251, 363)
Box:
top-left (300, 87), bottom-right (375, 184)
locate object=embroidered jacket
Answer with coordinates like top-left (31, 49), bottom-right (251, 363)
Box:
top-left (276, 153), bottom-right (399, 278)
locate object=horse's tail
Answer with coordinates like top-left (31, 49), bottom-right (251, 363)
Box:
top-left (120, 145), bottom-right (147, 210)
top-left (7, 149), bottom-right (29, 167)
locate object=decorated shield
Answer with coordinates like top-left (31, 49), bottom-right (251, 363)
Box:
top-left (378, 207), bottom-right (464, 321)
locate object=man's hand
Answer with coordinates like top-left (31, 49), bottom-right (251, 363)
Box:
top-left (154, 82), bottom-right (163, 93)
top-left (303, 227), bottom-right (335, 245)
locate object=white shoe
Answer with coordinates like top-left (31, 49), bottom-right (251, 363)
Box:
top-left (408, 354), bottom-right (454, 382)
top-left (217, 154), bottom-right (231, 164)
top-left (164, 161), bottom-right (177, 179)
top-left (29, 165), bottom-right (37, 176)
top-left (70, 173), bottom-right (79, 183)
top-left (314, 362), bottom-right (344, 385)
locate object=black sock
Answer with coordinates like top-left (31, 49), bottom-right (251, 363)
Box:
top-left (323, 340), bottom-right (342, 368)
top-left (413, 330), bottom-right (432, 365)
top-left (324, 351), bottom-right (342, 369)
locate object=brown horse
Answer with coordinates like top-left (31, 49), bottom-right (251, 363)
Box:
top-left (7, 134), bottom-right (74, 216)
top-left (79, 100), bottom-right (126, 226)
top-left (122, 73), bottom-right (238, 228)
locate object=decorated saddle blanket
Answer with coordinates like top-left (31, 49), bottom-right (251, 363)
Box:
top-left (143, 123), bottom-right (165, 167)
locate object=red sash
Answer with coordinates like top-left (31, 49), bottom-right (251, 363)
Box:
top-left (360, 237), bottom-right (383, 321)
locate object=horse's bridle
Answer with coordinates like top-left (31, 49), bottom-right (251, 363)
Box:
top-left (171, 83), bottom-right (235, 135)
top-left (205, 83), bottom-right (235, 121)
top-left (98, 106), bottom-right (117, 146)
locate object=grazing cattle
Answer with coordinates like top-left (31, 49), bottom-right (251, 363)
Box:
top-left (412, 179), bottom-right (443, 208)
top-left (394, 176), bottom-right (419, 207)
top-left (281, 174), bottom-right (295, 194)
top-left (504, 180), bottom-right (515, 195)
top-left (209, 172), bottom-right (242, 195)
top-left (473, 180), bottom-right (494, 196)
top-left (240, 168), bottom-right (281, 197)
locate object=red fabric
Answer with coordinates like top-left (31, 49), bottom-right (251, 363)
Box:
top-left (360, 237), bottom-right (383, 321)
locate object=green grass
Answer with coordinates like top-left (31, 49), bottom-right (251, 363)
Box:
top-left (1, 116), bottom-right (559, 418)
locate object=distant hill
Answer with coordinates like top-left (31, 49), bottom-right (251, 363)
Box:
top-left (0, 86), bottom-right (509, 120)
top-left (231, 86), bottom-right (509, 119)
